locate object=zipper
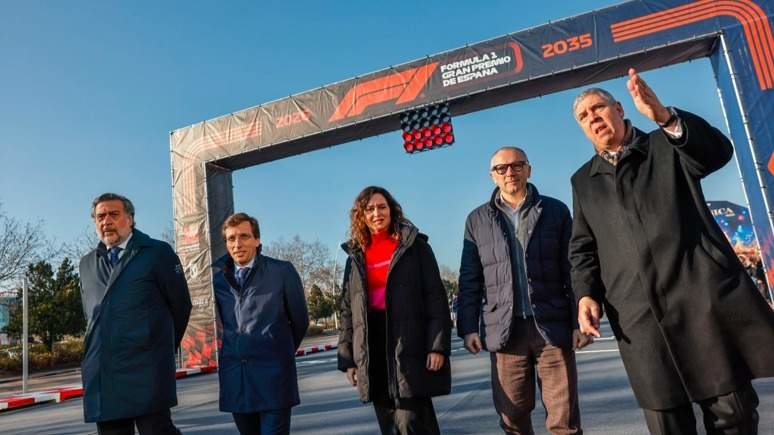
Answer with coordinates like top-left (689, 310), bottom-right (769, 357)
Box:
top-left (521, 203), bottom-right (541, 322)
top-left (494, 211), bottom-right (514, 312)
top-left (382, 232), bottom-right (412, 399)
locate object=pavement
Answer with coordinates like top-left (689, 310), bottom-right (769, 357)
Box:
top-left (0, 321), bottom-right (771, 434)
top-left (0, 330), bottom-right (339, 407)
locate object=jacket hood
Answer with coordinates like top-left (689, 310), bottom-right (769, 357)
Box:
top-left (342, 219), bottom-right (426, 256)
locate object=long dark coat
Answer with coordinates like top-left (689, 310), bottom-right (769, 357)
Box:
top-left (212, 249), bottom-right (308, 413)
top-left (569, 109), bottom-right (774, 410)
top-left (337, 221), bottom-right (452, 402)
top-left (79, 230), bottom-right (192, 422)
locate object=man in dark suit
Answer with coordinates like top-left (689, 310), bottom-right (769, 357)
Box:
top-left (213, 212), bottom-right (308, 435)
top-left (569, 68), bottom-right (774, 434)
top-left (80, 193), bottom-right (192, 435)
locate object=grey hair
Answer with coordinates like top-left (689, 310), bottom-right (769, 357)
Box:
top-left (91, 193), bottom-right (136, 228)
top-left (572, 88), bottom-right (617, 119)
top-left (490, 146), bottom-right (529, 169)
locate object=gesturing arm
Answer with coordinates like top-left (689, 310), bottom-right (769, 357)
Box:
top-left (569, 187), bottom-right (604, 337)
top-left (626, 68), bottom-right (732, 178)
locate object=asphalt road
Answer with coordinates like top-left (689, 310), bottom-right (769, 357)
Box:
top-left (1, 322), bottom-right (772, 434)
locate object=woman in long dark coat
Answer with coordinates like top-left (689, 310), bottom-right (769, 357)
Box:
top-left (337, 186), bottom-right (452, 435)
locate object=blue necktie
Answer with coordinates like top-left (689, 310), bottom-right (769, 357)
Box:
top-left (108, 247), bottom-right (122, 267)
top-left (236, 267), bottom-right (250, 288)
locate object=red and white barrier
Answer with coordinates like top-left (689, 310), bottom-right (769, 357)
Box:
top-left (296, 342), bottom-right (337, 356)
top-left (0, 366), bottom-right (218, 412)
top-left (0, 342), bottom-right (336, 412)
top-left (175, 365), bottom-right (218, 379)
top-left (0, 384), bottom-right (83, 411)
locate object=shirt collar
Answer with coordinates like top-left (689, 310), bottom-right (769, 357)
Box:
top-left (106, 231), bottom-right (133, 250)
top-left (235, 257), bottom-right (255, 272)
top-left (596, 120), bottom-right (634, 158)
top-left (495, 184), bottom-right (531, 213)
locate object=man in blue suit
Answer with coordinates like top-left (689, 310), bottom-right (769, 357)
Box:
top-left (213, 212), bottom-right (309, 435)
top-left (80, 193), bottom-right (191, 435)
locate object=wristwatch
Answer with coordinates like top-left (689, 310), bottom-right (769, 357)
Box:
top-left (658, 107), bottom-right (679, 128)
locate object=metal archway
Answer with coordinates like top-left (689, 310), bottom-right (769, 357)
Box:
top-left (170, 0), bottom-right (774, 367)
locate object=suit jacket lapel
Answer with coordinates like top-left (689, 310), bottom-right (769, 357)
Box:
top-left (102, 236), bottom-right (142, 302)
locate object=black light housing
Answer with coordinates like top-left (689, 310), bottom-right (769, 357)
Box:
top-left (399, 102), bottom-right (455, 154)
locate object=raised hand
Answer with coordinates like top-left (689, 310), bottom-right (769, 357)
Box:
top-left (626, 68), bottom-right (671, 125)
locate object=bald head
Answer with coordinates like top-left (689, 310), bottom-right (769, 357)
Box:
top-left (490, 146), bottom-right (529, 170)
top-left (489, 146), bottom-right (531, 203)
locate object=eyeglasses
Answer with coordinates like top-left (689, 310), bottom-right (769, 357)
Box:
top-left (491, 161), bottom-right (529, 175)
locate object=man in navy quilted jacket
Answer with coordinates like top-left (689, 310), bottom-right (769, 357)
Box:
top-left (457, 147), bottom-right (591, 434)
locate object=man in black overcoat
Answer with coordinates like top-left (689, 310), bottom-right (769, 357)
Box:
top-left (569, 68), bottom-right (774, 434)
top-left (80, 193), bottom-right (191, 435)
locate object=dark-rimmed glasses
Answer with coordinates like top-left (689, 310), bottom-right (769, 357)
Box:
top-left (491, 161), bottom-right (529, 175)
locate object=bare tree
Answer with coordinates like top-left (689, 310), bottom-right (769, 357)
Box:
top-left (439, 264), bottom-right (459, 283)
top-left (264, 235), bottom-right (335, 294)
top-left (61, 225), bottom-right (100, 263)
top-left (0, 204), bottom-right (46, 289)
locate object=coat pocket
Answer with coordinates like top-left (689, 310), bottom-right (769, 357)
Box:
top-left (111, 302), bottom-right (151, 350)
top-left (482, 302), bottom-right (499, 327)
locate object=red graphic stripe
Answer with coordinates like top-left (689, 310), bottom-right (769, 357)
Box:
top-left (397, 63), bottom-right (438, 104)
top-left (611, 0), bottom-right (774, 90)
top-left (509, 42), bottom-right (525, 73)
top-left (329, 63), bottom-right (438, 122)
top-left (613, 1), bottom-right (773, 88)
top-left (612, 1), bottom-right (773, 89)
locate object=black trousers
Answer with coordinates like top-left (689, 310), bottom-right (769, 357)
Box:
top-left (96, 409), bottom-right (181, 435)
top-left (232, 408), bottom-right (291, 435)
top-left (368, 310), bottom-right (441, 435)
top-left (643, 383), bottom-right (759, 435)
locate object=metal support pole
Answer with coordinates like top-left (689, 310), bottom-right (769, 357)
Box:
top-left (22, 278), bottom-right (29, 393)
top-left (332, 259), bottom-right (339, 330)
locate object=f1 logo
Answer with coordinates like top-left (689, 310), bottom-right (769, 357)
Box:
top-left (329, 63), bottom-right (438, 123)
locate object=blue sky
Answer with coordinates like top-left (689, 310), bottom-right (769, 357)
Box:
top-left (0, 1), bottom-right (745, 270)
